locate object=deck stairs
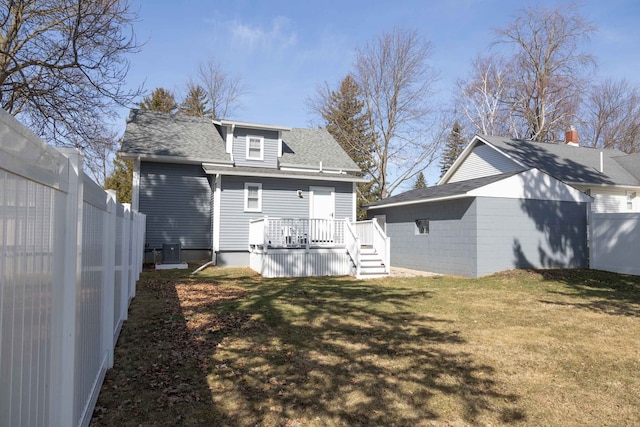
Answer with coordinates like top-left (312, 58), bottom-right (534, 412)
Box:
top-left (357, 245), bottom-right (389, 279)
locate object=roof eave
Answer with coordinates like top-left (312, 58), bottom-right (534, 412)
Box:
top-left (119, 152), bottom-right (233, 165)
top-left (202, 163), bottom-right (368, 183)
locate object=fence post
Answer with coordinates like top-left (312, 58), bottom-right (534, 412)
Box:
top-left (103, 190), bottom-right (117, 369)
top-left (120, 204), bottom-right (130, 321)
top-left (124, 203), bottom-right (135, 300)
top-left (51, 148), bottom-right (84, 427)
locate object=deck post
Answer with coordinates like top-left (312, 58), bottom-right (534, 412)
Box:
top-left (263, 216), bottom-right (268, 254)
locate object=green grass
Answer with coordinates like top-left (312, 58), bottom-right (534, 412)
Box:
top-left (91, 267), bottom-right (640, 426)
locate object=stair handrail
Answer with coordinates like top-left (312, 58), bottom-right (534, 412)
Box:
top-left (344, 218), bottom-right (361, 277)
top-left (371, 218), bottom-right (391, 274)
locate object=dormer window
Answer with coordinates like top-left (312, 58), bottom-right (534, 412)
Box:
top-left (246, 135), bottom-right (264, 161)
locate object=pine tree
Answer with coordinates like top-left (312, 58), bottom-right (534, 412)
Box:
top-left (440, 120), bottom-right (467, 178)
top-left (180, 84), bottom-right (211, 117)
top-left (321, 75), bottom-right (379, 218)
top-left (139, 87), bottom-right (178, 114)
top-left (413, 172), bottom-right (427, 189)
top-left (104, 158), bottom-right (133, 204)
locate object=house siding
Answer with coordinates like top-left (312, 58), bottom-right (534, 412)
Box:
top-left (139, 162), bottom-right (211, 250)
top-left (232, 128), bottom-right (279, 168)
top-left (449, 143), bottom-right (523, 183)
top-left (474, 197), bottom-right (588, 276)
top-left (371, 199), bottom-right (478, 277)
top-left (218, 176), bottom-right (354, 251)
top-left (572, 185), bottom-right (639, 213)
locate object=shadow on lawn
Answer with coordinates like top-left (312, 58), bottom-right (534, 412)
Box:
top-left (537, 269), bottom-right (640, 316)
top-left (191, 270), bottom-right (523, 426)
top-left (91, 270), bottom-right (233, 426)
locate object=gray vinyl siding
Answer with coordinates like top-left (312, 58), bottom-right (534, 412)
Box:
top-left (449, 143), bottom-right (523, 183)
top-left (232, 128), bottom-right (279, 168)
top-left (475, 197), bottom-right (588, 276)
top-left (372, 199), bottom-right (478, 277)
top-left (139, 162), bottom-right (211, 250)
top-left (218, 176), bottom-right (353, 251)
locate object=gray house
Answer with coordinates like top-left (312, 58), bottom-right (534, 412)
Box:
top-left (120, 109), bottom-right (389, 278)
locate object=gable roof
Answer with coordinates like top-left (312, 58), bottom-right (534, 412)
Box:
top-left (120, 109), bottom-right (230, 162)
top-left (119, 109), bottom-right (360, 172)
top-left (368, 168), bottom-right (592, 210)
top-left (473, 135), bottom-right (640, 187)
top-left (281, 128), bottom-right (359, 171)
top-left (367, 172), bottom-right (521, 209)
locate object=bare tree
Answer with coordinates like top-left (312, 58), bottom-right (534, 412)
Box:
top-left (196, 58), bottom-right (245, 119)
top-left (495, 3), bottom-right (596, 141)
top-left (0, 0), bottom-right (143, 178)
top-left (454, 55), bottom-right (517, 137)
top-left (580, 78), bottom-right (640, 153)
top-left (354, 28), bottom-right (441, 198)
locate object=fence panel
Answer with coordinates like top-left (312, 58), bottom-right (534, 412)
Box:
top-left (590, 212), bottom-right (640, 275)
top-left (0, 109), bottom-right (145, 427)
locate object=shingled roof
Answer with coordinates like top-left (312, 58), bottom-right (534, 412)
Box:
top-left (120, 109), bottom-right (229, 162)
top-left (479, 135), bottom-right (640, 186)
top-left (120, 109), bottom-right (360, 172)
top-left (367, 172), bottom-right (521, 209)
top-left (281, 128), bottom-right (359, 171)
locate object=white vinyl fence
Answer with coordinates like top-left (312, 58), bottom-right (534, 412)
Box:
top-left (0, 109), bottom-right (145, 427)
top-left (590, 212), bottom-right (640, 275)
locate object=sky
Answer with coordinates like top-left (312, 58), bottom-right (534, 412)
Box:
top-left (116, 0), bottom-right (640, 185)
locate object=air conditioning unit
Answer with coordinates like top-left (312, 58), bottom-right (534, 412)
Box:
top-left (162, 243), bottom-right (181, 264)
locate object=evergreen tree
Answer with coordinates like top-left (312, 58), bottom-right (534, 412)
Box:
top-left (180, 84), bottom-right (211, 117)
top-left (413, 172), bottom-right (427, 189)
top-left (104, 158), bottom-right (133, 204)
top-left (139, 87), bottom-right (178, 114)
top-left (440, 120), bottom-right (467, 178)
top-left (320, 75), bottom-right (379, 218)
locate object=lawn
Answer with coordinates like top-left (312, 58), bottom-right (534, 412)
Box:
top-left (90, 267), bottom-right (640, 426)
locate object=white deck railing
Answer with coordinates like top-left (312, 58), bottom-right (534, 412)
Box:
top-left (249, 217), bottom-right (346, 249)
top-left (351, 218), bottom-right (390, 274)
top-left (344, 220), bottom-right (361, 277)
top-left (0, 110), bottom-right (145, 427)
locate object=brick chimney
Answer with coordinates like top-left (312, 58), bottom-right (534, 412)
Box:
top-left (565, 126), bottom-right (579, 146)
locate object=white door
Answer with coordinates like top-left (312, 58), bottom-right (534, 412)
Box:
top-left (310, 186), bottom-right (335, 243)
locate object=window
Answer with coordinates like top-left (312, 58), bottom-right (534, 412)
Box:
top-left (244, 183), bottom-right (262, 212)
top-left (627, 191), bottom-right (636, 210)
top-left (246, 136), bottom-right (264, 160)
top-left (415, 219), bottom-right (429, 235)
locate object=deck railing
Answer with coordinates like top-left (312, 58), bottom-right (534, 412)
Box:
top-left (249, 217), bottom-right (347, 249)
top-left (352, 218), bottom-right (390, 274)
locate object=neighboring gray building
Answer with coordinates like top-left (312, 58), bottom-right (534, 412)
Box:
top-left (120, 110), bottom-right (373, 272)
top-left (367, 168), bottom-right (592, 278)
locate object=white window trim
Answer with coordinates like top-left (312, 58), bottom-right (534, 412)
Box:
top-left (245, 135), bottom-right (264, 161)
top-left (244, 182), bottom-right (262, 212)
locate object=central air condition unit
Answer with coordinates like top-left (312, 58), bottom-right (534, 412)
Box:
top-left (162, 243), bottom-right (181, 264)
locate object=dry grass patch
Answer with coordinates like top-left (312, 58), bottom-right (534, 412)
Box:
top-left (92, 267), bottom-right (640, 426)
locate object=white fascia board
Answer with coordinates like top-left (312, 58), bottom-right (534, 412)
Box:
top-left (278, 130), bottom-right (283, 157)
top-left (201, 164), bottom-right (368, 183)
top-left (212, 119), bottom-right (292, 132)
top-left (366, 194), bottom-right (471, 210)
top-left (437, 135), bottom-right (483, 185)
top-left (118, 152), bottom-right (233, 165)
top-left (569, 182), bottom-right (640, 191)
top-left (468, 169), bottom-right (593, 203)
top-left (279, 163), bottom-right (361, 173)
top-left (437, 135), bottom-right (528, 185)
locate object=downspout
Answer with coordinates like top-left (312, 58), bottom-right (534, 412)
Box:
top-left (192, 172), bottom-right (220, 274)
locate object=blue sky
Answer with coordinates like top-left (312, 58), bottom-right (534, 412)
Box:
top-left (118, 0), bottom-right (640, 183)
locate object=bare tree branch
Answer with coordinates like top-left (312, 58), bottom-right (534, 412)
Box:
top-left (0, 0), bottom-right (143, 182)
